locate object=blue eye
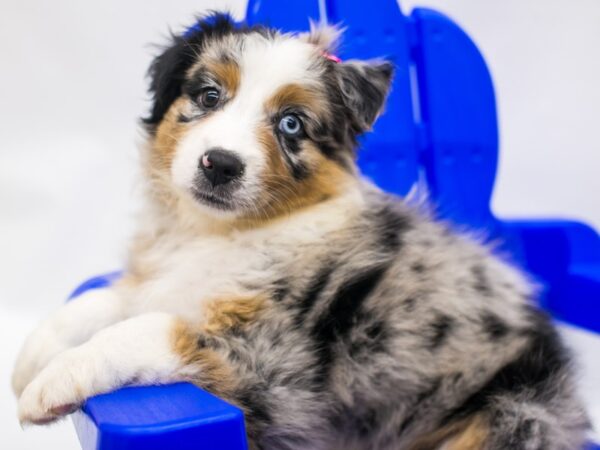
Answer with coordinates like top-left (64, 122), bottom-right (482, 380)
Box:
top-left (278, 114), bottom-right (303, 136)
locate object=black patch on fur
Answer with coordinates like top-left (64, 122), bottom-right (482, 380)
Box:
top-left (177, 113), bottom-right (195, 123)
top-left (197, 335), bottom-right (209, 348)
top-left (272, 284), bottom-right (288, 302)
top-left (314, 266), bottom-right (388, 342)
top-left (197, 333), bottom-right (222, 350)
top-left (450, 372), bottom-right (464, 385)
top-left (444, 308), bottom-right (571, 423)
top-left (472, 264), bottom-right (493, 296)
top-left (411, 262), bottom-right (425, 273)
top-left (237, 387), bottom-right (273, 425)
top-left (373, 202), bottom-right (412, 251)
top-left (481, 312), bottom-right (509, 339)
top-left (275, 133), bottom-right (309, 180)
top-left (356, 407), bottom-right (379, 437)
top-left (278, 132), bottom-right (303, 155)
top-left (349, 315), bottom-right (389, 357)
top-left (296, 266), bottom-right (336, 324)
top-left (512, 417), bottom-right (536, 443)
top-left (144, 13), bottom-right (266, 128)
top-left (365, 322), bottom-right (389, 354)
top-left (365, 319), bottom-right (386, 341)
top-left (309, 120), bottom-right (353, 168)
top-left (182, 71), bottom-right (214, 99)
top-left (289, 161), bottom-right (309, 180)
top-left (311, 265), bottom-right (389, 382)
top-left (428, 314), bottom-right (454, 350)
top-left (403, 297), bottom-right (417, 312)
top-left (318, 141), bottom-right (336, 157)
top-left (330, 404), bottom-right (380, 439)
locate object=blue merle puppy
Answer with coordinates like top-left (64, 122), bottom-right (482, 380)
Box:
top-left (13, 13), bottom-right (588, 450)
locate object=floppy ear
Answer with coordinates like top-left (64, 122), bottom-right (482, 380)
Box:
top-left (144, 13), bottom-right (237, 129)
top-left (336, 60), bottom-right (394, 134)
top-left (144, 35), bottom-right (195, 128)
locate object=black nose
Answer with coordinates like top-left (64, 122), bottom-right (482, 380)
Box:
top-left (200, 149), bottom-right (244, 187)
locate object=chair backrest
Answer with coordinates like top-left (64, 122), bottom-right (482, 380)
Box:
top-left (246, 0), bottom-right (499, 232)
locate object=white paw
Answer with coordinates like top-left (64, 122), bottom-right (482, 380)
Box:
top-left (13, 288), bottom-right (123, 399)
top-left (17, 311), bottom-right (183, 425)
top-left (12, 326), bottom-right (65, 398)
top-left (18, 348), bottom-right (97, 425)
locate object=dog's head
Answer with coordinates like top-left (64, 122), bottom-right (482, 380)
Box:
top-left (144, 13), bottom-right (393, 222)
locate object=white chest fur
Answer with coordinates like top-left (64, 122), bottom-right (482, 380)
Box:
top-left (125, 191), bottom-right (362, 322)
top-left (127, 234), bottom-right (273, 320)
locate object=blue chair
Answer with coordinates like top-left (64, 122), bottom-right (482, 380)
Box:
top-left (70, 0), bottom-right (600, 448)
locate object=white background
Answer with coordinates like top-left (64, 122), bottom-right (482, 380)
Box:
top-left (1, 0), bottom-right (598, 448)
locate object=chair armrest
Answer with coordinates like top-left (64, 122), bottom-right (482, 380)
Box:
top-left (69, 274), bottom-right (248, 450)
top-left (73, 383), bottom-right (247, 450)
top-left (68, 272), bottom-right (123, 300)
top-left (500, 219), bottom-right (600, 333)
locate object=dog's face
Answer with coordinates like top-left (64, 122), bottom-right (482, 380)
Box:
top-left (144, 14), bottom-right (392, 221)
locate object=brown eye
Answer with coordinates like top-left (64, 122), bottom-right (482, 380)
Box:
top-left (199, 88), bottom-right (220, 108)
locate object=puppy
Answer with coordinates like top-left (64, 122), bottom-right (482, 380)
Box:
top-left (13, 13), bottom-right (588, 449)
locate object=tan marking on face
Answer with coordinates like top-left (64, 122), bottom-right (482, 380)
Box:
top-left (152, 97), bottom-right (189, 171)
top-left (253, 129), bottom-right (353, 222)
top-left (295, 142), bottom-right (351, 203)
top-left (147, 58), bottom-right (355, 228)
top-left (253, 82), bottom-right (354, 222)
top-left (172, 319), bottom-right (238, 397)
top-left (204, 58), bottom-right (240, 97)
top-left (203, 296), bottom-right (268, 334)
top-left (265, 83), bottom-right (328, 117)
top-left (257, 125), bottom-right (292, 179)
top-left (144, 98), bottom-right (192, 212)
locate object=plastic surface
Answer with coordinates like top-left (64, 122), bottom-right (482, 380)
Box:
top-left (410, 8), bottom-right (500, 231)
top-left (73, 383), bottom-right (247, 450)
top-left (68, 271), bottom-right (122, 300)
top-left (72, 0), bottom-right (600, 448)
top-left (501, 220), bottom-right (600, 333)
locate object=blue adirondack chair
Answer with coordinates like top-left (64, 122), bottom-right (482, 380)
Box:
top-left (69, 0), bottom-right (600, 448)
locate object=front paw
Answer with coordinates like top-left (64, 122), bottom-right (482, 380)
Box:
top-left (12, 327), bottom-right (65, 398)
top-left (18, 349), bottom-right (94, 425)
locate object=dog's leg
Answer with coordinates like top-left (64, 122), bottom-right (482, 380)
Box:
top-left (12, 288), bottom-right (123, 397)
top-left (17, 312), bottom-right (226, 425)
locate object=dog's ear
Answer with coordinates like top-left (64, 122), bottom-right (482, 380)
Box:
top-left (335, 60), bottom-right (394, 134)
top-left (144, 35), bottom-right (194, 128)
top-left (298, 21), bottom-right (343, 54)
top-left (144, 13), bottom-right (236, 129)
